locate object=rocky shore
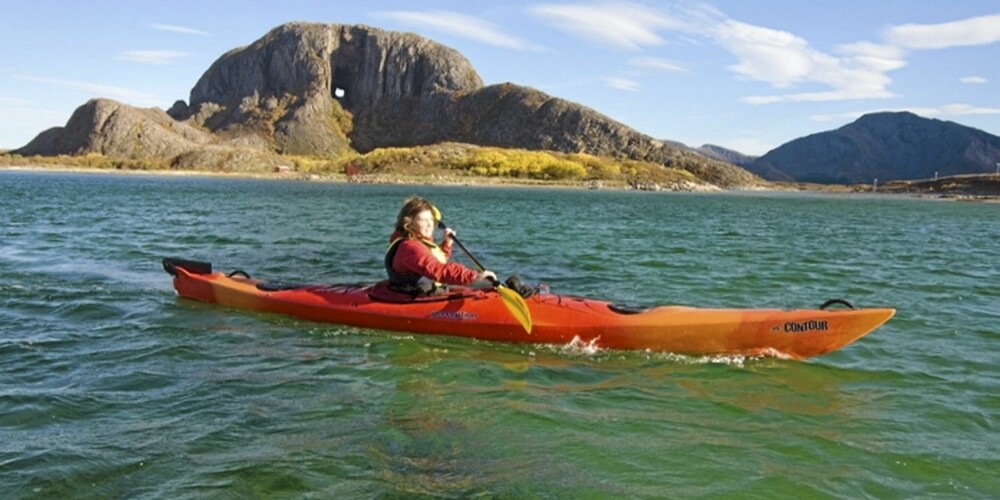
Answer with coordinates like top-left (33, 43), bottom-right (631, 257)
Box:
top-left (0, 163), bottom-right (718, 192)
top-left (6, 163), bottom-right (997, 202)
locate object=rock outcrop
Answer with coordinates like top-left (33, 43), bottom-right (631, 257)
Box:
top-left (14, 22), bottom-right (757, 186)
top-left (170, 22), bottom-right (484, 157)
top-left (747, 112), bottom-right (1000, 183)
top-left (15, 99), bottom-right (213, 158)
top-left (14, 98), bottom-right (284, 170)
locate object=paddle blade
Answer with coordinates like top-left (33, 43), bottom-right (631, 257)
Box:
top-left (497, 285), bottom-right (533, 334)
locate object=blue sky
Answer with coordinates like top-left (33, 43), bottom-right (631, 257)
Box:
top-left (1, 1), bottom-right (998, 155)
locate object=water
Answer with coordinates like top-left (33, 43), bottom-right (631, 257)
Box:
top-left (1, 170), bottom-right (997, 497)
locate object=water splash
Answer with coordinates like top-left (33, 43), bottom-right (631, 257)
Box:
top-left (655, 348), bottom-right (792, 367)
top-left (560, 336), bottom-right (604, 356)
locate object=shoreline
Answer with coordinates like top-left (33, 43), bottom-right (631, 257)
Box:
top-left (3, 164), bottom-right (998, 202)
top-left (0, 164), bottom-right (719, 192)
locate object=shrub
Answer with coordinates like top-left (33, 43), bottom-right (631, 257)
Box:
top-left (459, 149), bottom-right (586, 180)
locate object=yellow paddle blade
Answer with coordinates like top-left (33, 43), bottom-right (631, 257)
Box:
top-left (497, 284), bottom-right (533, 334)
top-left (430, 205), bottom-right (442, 223)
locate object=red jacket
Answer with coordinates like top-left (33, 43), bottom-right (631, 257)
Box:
top-left (388, 232), bottom-right (479, 285)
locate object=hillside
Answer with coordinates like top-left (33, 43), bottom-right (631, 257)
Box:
top-left (747, 112), bottom-right (1000, 183)
top-left (695, 144), bottom-right (757, 167)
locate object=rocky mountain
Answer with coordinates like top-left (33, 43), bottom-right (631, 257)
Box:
top-left (694, 144), bottom-right (756, 167)
top-left (13, 22), bottom-right (757, 187)
top-left (13, 98), bottom-right (285, 169)
top-left (747, 112), bottom-right (1000, 183)
top-left (15, 98), bottom-right (211, 158)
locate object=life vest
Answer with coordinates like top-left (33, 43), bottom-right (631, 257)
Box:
top-left (385, 237), bottom-right (448, 295)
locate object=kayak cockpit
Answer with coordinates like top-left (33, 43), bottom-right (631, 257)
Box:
top-left (367, 280), bottom-right (483, 303)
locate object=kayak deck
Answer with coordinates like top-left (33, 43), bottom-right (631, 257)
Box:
top-left (164, 258), bottom-right (894, 360)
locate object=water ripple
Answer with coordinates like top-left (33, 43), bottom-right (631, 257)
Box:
top-left (1, 172), bottom-right (998, 497)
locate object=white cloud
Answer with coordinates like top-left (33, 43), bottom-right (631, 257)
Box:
top-left (811, 103), bottom-right (1000, 122)
top-left (694, 11), bottom-right (999, 105)
top-left (117, 50), bottom-right (189, 65)
top-left (0, 103), bottom-right (64, 120)
top-left (604, 77), bottom-right (640, 91)
top-left (149, 23), bottom-right (211, 36)
top-left (530, 76), bottom-right (605, 92)
top-left (932, 103), bottom-right (1000, 116)
top-left (713, 21), bottom-right (901, 103)
top-left (960, 76), bottom-right (987, 84)
top-left (836, 42), bottom-right (907, 73)
top-left (379, 10), bottom-right (538, 50)
top-left (885, 14), bottom-right (1000, 50)
top-left (530, 2), bottom-right (680, 50)
top-left (743, 88), bottom-right (896, 105)
top-left (714, 21), bottom-right (815, 88)
top-left (529, 3), bottom-right (903, 103)
top-left (629, 57), bottom-right (688, 73)
top-left (14, 75), bottom-right (163, 107)
top-left (531, 4), bottom-right (995, 105)
top-left (0, 106), bottom-right (71, 148)
top-left (0, 97), bottom-right (31, 106)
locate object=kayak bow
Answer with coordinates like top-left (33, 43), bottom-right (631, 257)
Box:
top-left (163, 258), bottom-right (894, 360)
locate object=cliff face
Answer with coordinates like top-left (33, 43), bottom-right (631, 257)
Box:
top-left (188, 23), bottom-right (481, 113)
top-left (173, 23), bottom-right (484, 156)
top-left (14, 22), bottom-right (756, 186)
top-left (748, 112), bottom-right (1000, 183)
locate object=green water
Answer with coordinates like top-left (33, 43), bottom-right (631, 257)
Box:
top-left (1, 171), bottom-right (997, 498)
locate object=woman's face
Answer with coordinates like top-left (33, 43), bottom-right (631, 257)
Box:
top-left (412, 209), bottom-right (436, 239)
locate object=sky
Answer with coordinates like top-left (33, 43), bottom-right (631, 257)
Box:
top-left (1, 1), bottom-right (998, 155)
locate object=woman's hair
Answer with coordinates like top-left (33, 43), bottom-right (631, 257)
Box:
top-left (395, 196), bottom-right (435, 238)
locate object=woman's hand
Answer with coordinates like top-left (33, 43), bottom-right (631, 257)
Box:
top-left (442, 228), bottom-right (456, 245)
top-left (475, 270), bottom-right (497, 283)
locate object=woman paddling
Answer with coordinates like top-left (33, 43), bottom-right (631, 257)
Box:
top-left (386, 196), bottom-right (496, 295)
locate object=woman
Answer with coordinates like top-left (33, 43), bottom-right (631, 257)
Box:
top-left (386, 196), bottom-right (496, 295)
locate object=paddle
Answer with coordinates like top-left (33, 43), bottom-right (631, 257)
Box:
top-left (432, 208), bottom-right (532, 334)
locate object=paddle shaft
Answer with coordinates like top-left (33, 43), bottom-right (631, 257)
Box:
top-left (439, 223), bottom-right (496, 284)
top-left (437, 220), bottom-right (532, 333)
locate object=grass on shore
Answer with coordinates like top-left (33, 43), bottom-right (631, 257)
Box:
top-left (9, 144), bottom-right (993, 196)
top-left (0, 152), bottom-right (176, 171)
top-left (0, 143), bottom-right (703, 188)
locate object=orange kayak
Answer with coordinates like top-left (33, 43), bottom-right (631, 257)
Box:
top-left (163, 258), bottom-right (894, 360)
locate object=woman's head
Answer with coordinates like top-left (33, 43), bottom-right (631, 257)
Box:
top-left (395, 196), bottom-right (437, 239)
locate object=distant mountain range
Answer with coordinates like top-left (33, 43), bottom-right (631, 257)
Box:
top-left (693, 144), bottom-right (757, 167)
top-left (745, 112), bottom-right (1000, 184)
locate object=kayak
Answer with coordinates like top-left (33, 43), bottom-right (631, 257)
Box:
top-left (163, 258), bottom-right (894, 360)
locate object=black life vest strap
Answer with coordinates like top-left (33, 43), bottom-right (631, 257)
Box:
top-left (384, 238), bottom-right (436, 296)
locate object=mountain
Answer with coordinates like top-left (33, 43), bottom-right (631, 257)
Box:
top-left (747, 112), bottom-right (1000, 183)
top-left (12, 98), bottom-right (285, 170)
top-left (13, 22), bottom-right (757, 187)
top-left (695, 144), bottom-right (756, 167)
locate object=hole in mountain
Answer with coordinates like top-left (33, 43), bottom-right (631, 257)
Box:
top-left (332, 65), bottom-right (355, 107)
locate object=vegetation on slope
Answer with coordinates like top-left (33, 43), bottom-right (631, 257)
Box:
top-left (1, 142), bottom-right (708, 189)
top-left (292, 143), bottom-right (702, 186)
